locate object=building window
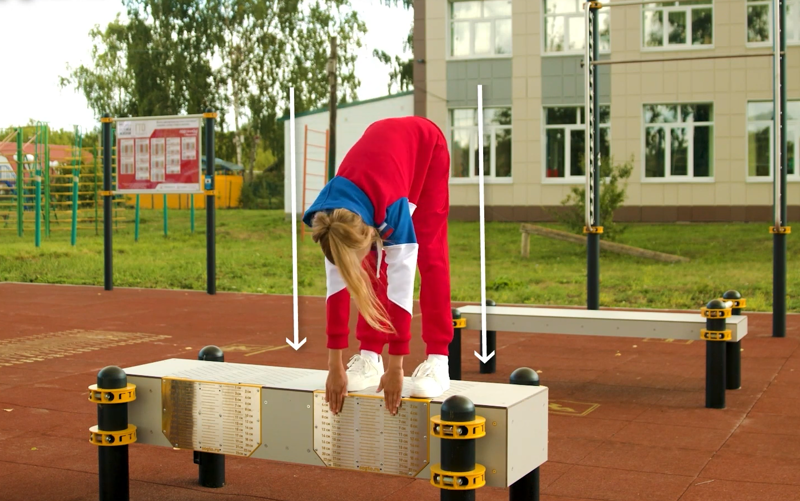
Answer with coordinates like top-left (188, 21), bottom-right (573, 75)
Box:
top-left (643, 104), bottom-right (713, 179)
top-left (451, 108), bottom-right (512, 179)
top-left (747, 101), bottom-right (800, 179)
top-left (643, 0), bottom-right (713, 49)
top-left (450, 0), bottom-right (512, 58)
top-left (544, 106), bottom-right (610, 179)
top-left (543, 0), bottom-right (610, 54)
top-left (747, 0), bottom-right (798, 45)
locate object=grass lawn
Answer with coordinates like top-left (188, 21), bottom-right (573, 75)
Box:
top-left (0, 208), bottom-right (796, 312)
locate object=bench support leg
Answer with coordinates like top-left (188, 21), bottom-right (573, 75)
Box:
top-left (479, 299), bottom-right (497, 374)
top-left (450, 308), bottom-right (462, 381)
top-left (706, 341), bottom-right (726, 409)
top-left (197, 346), bottom-right (226, 488)
top-left (725, 341), bottom-right (742, 390)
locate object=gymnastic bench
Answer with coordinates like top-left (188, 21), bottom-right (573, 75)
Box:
top-left (452, 302), bottom-right (748, 409)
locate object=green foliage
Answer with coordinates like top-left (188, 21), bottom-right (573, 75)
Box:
top-left (553, 156), bottom-right (634, 241)
top-left (59, 0), bottom-right (367, 168)
top-left (373, 25), bottom-right (414, 93)
top-left (240, 159), bottom-right (283, 209)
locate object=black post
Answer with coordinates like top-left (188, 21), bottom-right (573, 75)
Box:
top-left (703, 299), bottom-right (729, 409)
top-left (509, 368), bottom-right (540, 501)
top-left (450, 308), bottom-right (463, 381)
top-left (95, 366), bottom-right (130, 501)
top-left (102, 114), bottom-right (113, 291)
top-left (434, 396), bottom-right (482, 501)
top-left (722, 290), bottom-right (743, 390)
top-left (586, 3), bottom-right (601, 311)
top-left (205, 109), bottom-right (216, 295)
top-left (195, 345), bottom-right (225, 487)
top-left (774, 0), bottom-right (788, 338)
top-left (479, 299), bottom-right (497, 374)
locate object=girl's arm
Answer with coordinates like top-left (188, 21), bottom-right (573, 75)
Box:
top-left (325, 257), bottom-right (351, 350)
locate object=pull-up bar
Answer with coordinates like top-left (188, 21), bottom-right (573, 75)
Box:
top-left (591, 52), bottom-right (778, 66)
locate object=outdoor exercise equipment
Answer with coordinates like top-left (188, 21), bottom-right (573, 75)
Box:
top-left (91, 347), bottom-right (548, 500)
top-left (454, 293), bottom-right (747, 409)
top-left (582, 0), bottom-right (789, 338)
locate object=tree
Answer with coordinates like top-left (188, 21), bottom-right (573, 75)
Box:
top-left (60, 0), bottom-right (364, 171)
top-left (374, 0), bottom-right (414, 93)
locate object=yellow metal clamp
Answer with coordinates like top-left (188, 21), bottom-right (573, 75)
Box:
top-left (718, 298), bottom-right (746, 309)
top-left (430, 464), bottom-right (486, 490)
top-left (203, 112), bottom-right (218, 119)
top-left (770, 226), bottom-right (791, 234)
top-left (100, 117), bottom-right (114, 123)
top-left (452, 318), bottom-right (466, 329)
top-left (588, 1), bottom-right (603, 8)
top-left (204, 190), bottom-right (217, 196)
top-left (89, 424), bottom-right (137, 446)
top-left (583, 226), bottom-right (604, 234)
top-left (701, 329), bottom-right (732, 341)
top-left (700, 307), bottom-right (731, 319)
top-left (99, 190), bottom-right (114, 197)
top-left (430, 415), bottom-right (486, 439)
top-left (88, 383), bottom-right (136, 404)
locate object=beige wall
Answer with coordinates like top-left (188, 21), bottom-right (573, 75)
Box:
top-left (426, 0), bottom-right (800, 216)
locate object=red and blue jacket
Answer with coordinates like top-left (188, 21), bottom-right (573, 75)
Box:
top-left (302, 116), bottom-right (446, 352)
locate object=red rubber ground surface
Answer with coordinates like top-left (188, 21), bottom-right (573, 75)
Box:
top-left (1, 282), bottom-right (799, 501)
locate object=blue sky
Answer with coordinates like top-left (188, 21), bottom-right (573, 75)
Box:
top-left (0, 0), bottom-right (414, 132)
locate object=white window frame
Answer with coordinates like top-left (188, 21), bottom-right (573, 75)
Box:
top-left (746, 0), bottom-right (800, 47)
top-left (641, 1), bottom-right (715, 51)
top-left (542, 105), bottom-right (611, 184)
top-left (641, 102), bottom-right (715, 183)
top-left (446, 0), bottom-right (513, 60)
top-left (746, 100), bottom-right (800, 183)
top-left (448, 107), bottom-right (514, 184)
top-left (541, 0), bottom-right (612, 57)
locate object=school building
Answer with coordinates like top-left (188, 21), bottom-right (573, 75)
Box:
top-left (411, 0), bottom-right (798, 222)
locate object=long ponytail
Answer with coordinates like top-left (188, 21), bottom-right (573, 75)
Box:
top-left (312, 209), bottom-right (395, 333)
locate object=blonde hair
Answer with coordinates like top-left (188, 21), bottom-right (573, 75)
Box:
top-left (312, 209), bottom-right (395, 333)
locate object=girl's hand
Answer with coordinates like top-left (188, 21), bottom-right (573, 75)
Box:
top-left (377, 366), bottom-right (404, 416)
top-left (326, 364), bottom-right (348, 415)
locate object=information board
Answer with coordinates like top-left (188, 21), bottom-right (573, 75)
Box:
top-left (312, 392), bottom-right (430, 477)
top-left (115, 116), bottom-right (203, 193)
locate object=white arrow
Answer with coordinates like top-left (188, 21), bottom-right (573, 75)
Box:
top-left (287, 87), bottom-right (307, 351)
top-left (474, 84), bottom-right (495, 365)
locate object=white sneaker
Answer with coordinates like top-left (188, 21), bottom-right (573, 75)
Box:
top-left (345, 353), bottom-right (384, 392)
top-left (409, 358), bottom-right (450, 398)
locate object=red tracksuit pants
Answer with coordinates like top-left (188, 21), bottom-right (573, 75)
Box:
top-left (355, 142), bottom-right (453, 357)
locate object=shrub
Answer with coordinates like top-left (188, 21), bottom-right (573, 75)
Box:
top-left (553, 156), bottom-right (633, 241)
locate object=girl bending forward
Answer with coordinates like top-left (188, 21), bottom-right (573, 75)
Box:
top-left (303, 116), bottom-right (452, 416)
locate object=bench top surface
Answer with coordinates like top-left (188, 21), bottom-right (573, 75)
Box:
top-left (456, 305), bottom-right (747, 341)
top-left (457, 305), bottom-right (746, 324)
top-left (124, 358), bottom-right (546, 408)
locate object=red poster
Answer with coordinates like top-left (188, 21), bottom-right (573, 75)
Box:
top-left (115, 116), bottom-right (203, 193)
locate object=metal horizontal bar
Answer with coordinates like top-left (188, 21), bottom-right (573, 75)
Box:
top-left (109, 114), bottom-right (205, 122)
top-left (592, 52), bottom-right (777, 66)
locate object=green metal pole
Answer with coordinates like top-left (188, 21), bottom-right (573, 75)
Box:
top-left (163, 194), bottom-right (168, 237)
top-left (205, 109), bottom-right (216, 295)
top-left (102, 115), bottom-right (113, 291)
top-left (16, 127), bottom-right (22, 237)
top-left (71, 128), bottom-right (80, 246)
top-left (190, 195), bottom-right (195, 233)
top-left (135, 195), bottom-right (140, 242)
top-left (94, 144), bottom-right (99, 236)
top-left (34, 124), bottom-right (42, 248)
top-left (44, 125), bottom-right (50, 238)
